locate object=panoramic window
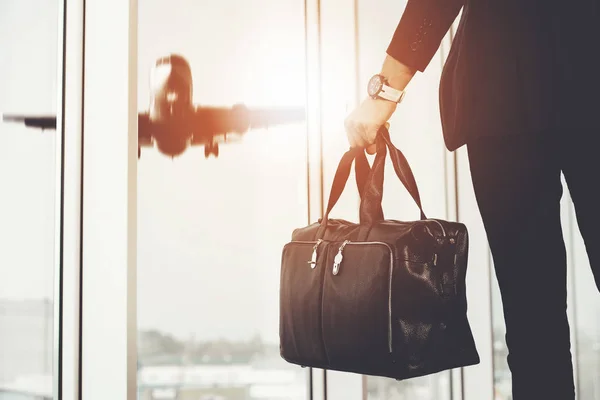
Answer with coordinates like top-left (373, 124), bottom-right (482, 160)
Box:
top-left (0, 2), bottom-right (61, 400)
top-left (136, 1), bottom-right (308, 399)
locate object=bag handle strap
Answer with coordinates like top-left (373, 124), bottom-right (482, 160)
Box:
top-left (360, 126), bottom-right (426, 225)
top-left (316, 126), bottom-right (426, 239)
top-left (354, 149), bottom-right (375, 202)
top-left (315, 147), bottom-right (383, 239)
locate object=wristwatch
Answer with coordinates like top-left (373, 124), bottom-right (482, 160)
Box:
top-left (367, 74), bottom-right (406, 103)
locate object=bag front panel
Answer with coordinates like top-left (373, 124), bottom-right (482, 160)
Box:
top-left (320, 241), bottom-right (395, 372)
top-left (279, 240), bottom-right (330, 367)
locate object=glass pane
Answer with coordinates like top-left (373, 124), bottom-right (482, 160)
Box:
top-left (570, 208), bottom-right (600, 399)
top-left (136, 1), bottom-right (308, 399)
top-left (366, 374), bottom-right (451, 400)
top-left (0, 2), bottom-right (60, 400)
top-left (490, 268), bottom-right (511, 400)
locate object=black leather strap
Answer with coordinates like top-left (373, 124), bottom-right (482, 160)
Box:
top-left (322, 148), bottom-right (356, 222)
top-left (316, 147), bottom-right (383, 239)
top-left (317, 126), bottom-right (425, 239)
top-left (359, 136), bottom-right (388, 226)
top-left (359, 126), bottom-right (427, 225)
top-left (355, 150), bottom-right (383, 217)
top-left (380, 127), bottom-right (426, 221)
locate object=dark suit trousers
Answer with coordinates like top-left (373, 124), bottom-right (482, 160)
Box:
top-left (466, 131), bottom-right (600, 399)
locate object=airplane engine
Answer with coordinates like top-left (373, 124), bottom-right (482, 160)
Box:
top-left (149, 54), bottom-right (193, 124)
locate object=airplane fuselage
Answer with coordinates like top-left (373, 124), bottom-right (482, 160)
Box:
top-left (147, 54), bottom-right (197, 157)
top-left (149, 54), bottom-right (193, 123)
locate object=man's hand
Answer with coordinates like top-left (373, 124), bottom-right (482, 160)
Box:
top-left (345, 55), bottom-right (416, 154)
top-left (344, 97), bottom-right (396, 154)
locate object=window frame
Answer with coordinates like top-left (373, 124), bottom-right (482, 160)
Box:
top-left (54, 1), bottom-right (85, 400)
top-left (78, 1), bottom-right (138, 400)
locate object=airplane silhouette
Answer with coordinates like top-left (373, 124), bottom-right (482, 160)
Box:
top-left (2, 54), bottom-right (305, 159)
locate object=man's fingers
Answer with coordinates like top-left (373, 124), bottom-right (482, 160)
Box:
top-left (350, 122), bottom-right (367, 148)
top-left (364, 123), bottom-right (385, 154)
top-left (345, 119), bottom-right (358, 148)
top-left (356, 124), bottom-right (369, 147)
top-left (345, 118), bottom-right (389, 151)
top-left (345, 119), bottom-right (369, 148)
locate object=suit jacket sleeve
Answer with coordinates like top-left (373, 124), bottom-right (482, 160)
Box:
top-left (387, 0), bottom-right (464, 72)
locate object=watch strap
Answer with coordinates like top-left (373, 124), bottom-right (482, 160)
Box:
top-left (379, 84), bottom-right (405, 103)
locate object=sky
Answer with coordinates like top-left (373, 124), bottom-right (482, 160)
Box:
top-left (0, 1), bottom-right (58, 302)
top-left (136, 0), bottom-right (310, 344)
top-left (1, 0), bottom-right (599, 349)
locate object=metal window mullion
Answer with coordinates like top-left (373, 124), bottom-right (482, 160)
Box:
top-left (80, 1), bottom-right (138, 400)
top-left (55, 0), bottom-right (85, 399)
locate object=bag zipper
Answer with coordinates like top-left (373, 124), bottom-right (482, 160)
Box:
top-left (331, 240), bottom-right (395, 354)
top-left (287, 240), bottom-right (323, 269)
top-left (428, 219), bottom-right (447, 237)
top-left (309, 239), bottom-right (323, 269)
top-left (387, 218), bottom-right (447, 237)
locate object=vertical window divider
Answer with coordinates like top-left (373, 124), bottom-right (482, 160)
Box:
top-left (55, 1), bottom-right (85, 400)
top-left (80, 1), bottom-right (138, 399)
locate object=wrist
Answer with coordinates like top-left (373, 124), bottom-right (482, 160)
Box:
top-left (386, 74), bottom-right (412, 91)
top-left (368, 96), bottom-right (397, 111)
top-left (381, 54), bottom-right (415, 91)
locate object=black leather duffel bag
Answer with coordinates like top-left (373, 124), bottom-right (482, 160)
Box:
top-left (279, 127), bottom-right (480, 380)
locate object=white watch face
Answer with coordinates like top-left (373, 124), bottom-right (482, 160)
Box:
top-left (368, 75), bottom-right (383, 97)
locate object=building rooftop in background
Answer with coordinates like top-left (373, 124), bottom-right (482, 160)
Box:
top-left (0, 373), bottom-right (52, 400)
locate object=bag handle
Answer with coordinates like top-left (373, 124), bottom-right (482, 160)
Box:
top-left (315, 126), bottom-right (425, 239)
top-left (354, 148), bottom-right (375, 202)
top-left (359, 126), bottom-right (426, 225)
top-left (314, 147), bottom-right (383, 239)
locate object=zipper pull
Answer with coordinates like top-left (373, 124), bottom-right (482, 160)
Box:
top-left (332, 240), bottom-right (350, 275)
top-left (307, 239), bottom-right (323, 269)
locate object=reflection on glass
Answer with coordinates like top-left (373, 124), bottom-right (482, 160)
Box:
top-left (0, 1), bottom-right (59, 400)
top-left (571, 219), bottom-right (600, 400)
top-left (137, 1), bottom-right (308, 399)
top-left (367, 374), bottom-right (450, 400)
top-left (490, 270), bottom-right (511, 400)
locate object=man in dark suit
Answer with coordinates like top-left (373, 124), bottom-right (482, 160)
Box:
top-left (345, 1), bottom-right (600, 399)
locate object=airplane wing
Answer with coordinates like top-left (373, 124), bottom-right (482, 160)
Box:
top-left (243, 106), bottom-right (306, 130)
top-left (2, 114), bottom-right (57, 130)
top-left (3, 112), bottom-right (155, 142)
top-left (189, 104), bottom-right (305, 145)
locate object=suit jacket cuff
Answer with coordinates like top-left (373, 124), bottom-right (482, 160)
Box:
top-left (386, 0), bottom-right (463, 72)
